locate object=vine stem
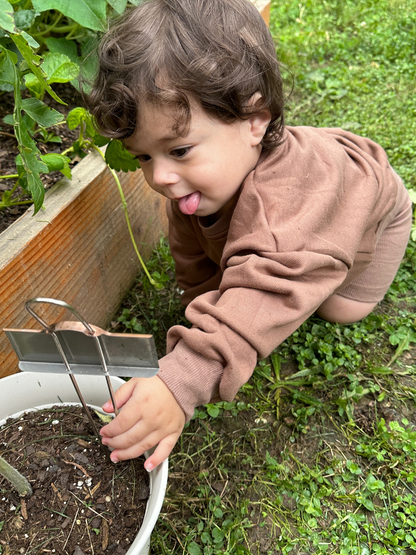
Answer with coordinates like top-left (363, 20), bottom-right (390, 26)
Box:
top-left (91, 145), bottom-right (157, 287)
top-left (0, 174), bottom-right (19, 179)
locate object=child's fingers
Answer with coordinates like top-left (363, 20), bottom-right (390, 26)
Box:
top-left (143, 434), bottom-right (178, 471)
top-left (101, 417), bottom-right (149, 448)
top-left (107, 430), bottom-right (180, 469)
top-left (101, 378), bottom-right (138, 414)
top-left (100, 394), bottom-right (143, 438)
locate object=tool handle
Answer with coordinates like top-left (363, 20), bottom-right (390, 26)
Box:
top-left (25, 298), bottom-right (94, 334)
top-left (51, 321), bottom-right (111, 336)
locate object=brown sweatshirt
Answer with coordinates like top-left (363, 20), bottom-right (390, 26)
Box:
top-left (157, 126), bottom-right (399, 420)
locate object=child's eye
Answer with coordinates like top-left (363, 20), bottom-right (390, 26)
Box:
top-left (136, 154), bottom-right (151, 163)
top-left (170, 147), bottom-right (191, 158)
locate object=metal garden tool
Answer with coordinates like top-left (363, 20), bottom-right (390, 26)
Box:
top-left (4, 298), bottom-right (159, 442)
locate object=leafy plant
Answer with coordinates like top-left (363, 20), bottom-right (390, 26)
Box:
top-left (0, 41), bottom-right (72, 212)
top-left (0, 0), bottom-right (141, 213)
top-left (0, 0), bottom-right (164, 286)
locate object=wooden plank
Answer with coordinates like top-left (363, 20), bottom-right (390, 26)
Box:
top-left (251, 0), bottom-right (271, 26)
top-left (0, 151), bottom-right (168, 378)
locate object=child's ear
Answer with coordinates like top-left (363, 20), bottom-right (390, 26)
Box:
top-left (247, 92), bottom-right (271, 146)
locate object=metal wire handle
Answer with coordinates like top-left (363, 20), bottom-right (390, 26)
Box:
top-left (25, 298), bottom-right (120, 443)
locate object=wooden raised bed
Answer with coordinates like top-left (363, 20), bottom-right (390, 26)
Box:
top-left (0, 153), bottom-right (168, 378)
top-left (253, 0), bottom-right (271, 25)
top-left (0, 0), bottom-right (271, 379)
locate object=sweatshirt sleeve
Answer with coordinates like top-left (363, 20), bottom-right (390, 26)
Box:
top-left (158, 128), bottom-right (397, 421)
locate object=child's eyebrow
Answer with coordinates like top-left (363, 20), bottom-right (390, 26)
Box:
top-left (157, 134), bottom-right (181, 144)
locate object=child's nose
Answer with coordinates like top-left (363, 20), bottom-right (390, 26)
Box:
top-left (152, 161), bottom-right (179, 188)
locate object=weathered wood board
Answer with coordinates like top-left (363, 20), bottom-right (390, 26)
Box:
top-left (0, 152), bottom-right (168, 378)
top-left (252, 0), bottom-right (271, 25)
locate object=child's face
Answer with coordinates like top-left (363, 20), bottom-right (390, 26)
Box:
top-left (123, 99), bottom-right (268, 219)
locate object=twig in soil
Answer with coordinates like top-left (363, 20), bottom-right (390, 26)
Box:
top-left (51, 482), bottom-right (64, 502)
top-left (101, 519), bottom-right (109, 550)
top-left (20, 498), bottom-right (28, 519)
top-left (85, 517), bottom-right (94, 555)
top-left (87, 480), bottom-right (101, 499)
top-left (62, 458), bottom-right (91, 478)
top-left (63, 506), bottom-right (79, 551)
top-left (23, 530), bottom-right (39, 555)
top-left (69, 491), bottom-right (109, 521)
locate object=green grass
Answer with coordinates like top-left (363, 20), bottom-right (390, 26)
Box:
top-left (112, 1), bottom-right (416, 553)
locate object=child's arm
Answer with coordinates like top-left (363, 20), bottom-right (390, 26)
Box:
top-left (100, 375), bottom-right (185, 471)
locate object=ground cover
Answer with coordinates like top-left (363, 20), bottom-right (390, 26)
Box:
top-left (112, 1), bottom-right (416, 554)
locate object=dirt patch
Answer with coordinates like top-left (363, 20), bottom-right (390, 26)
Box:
top-left (0, 405), bottom-right (149, 554)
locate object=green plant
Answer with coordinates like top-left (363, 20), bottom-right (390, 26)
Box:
top-left (0, 1), bottom-right (164, 286)
top-left (0, 42), bottom-right (73, 212)
top-left (0, 0), bottom-right (138, 209)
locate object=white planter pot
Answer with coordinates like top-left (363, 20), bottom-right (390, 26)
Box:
top-left (0, 372), bottom-right (168, 555)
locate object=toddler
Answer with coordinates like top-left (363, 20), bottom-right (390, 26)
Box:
top-left (84, 0), bottom-right (413, 471)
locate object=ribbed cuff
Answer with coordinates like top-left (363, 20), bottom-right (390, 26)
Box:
top-left (158, 340), bottom-right (223, 421)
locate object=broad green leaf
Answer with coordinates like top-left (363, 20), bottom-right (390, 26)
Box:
top-left (66, 106), bottom-right (88, 130)
top-left (40, 153), bottom-right (71, 179)
top-left (18, 127), bottom-right (48, 173)
top-left (32, 0), bottom-right (107, 31)
top-left (105, 139), bottom-right (141, 172)
top-left (71, 37), bottom-right (98, 93)
top-left (14, 10), bottom-right (39, 30)
top-left (11, 34), bottom-right (63, 104)
top-left (206, 404), bottom-right (220, 418)
top-left (44, 37), bottom-right (78, 63)
top-left (359, 496), bottom-right (374, 512)
top-left (15, 154), bottom-right (25, 178)
top-left (93, 133), bottom-right (111, 147)
top-left (44, 134), bottom-right (62, 143)
top-left (187, 542), bottom-right (202, 555)
top-left (15, 126), bottom-right (49, 212)
top-left (24, 72), bottom-right (44, 97)
top-left (42, 52), bottom-right (79, 84)
top-left (21, 30), bottom-right (40, 49)
top-left (22, 112), bottom-right (36, 132)
top-left (66, 107), bottom-right (96, 138)
top-left (107, 0), bottom-right (128, 14)
top-left (0, 47), bottom-right (17, 87)
top-left (21, 97), bottom-right (64, 127)
top-left (3, 114), bottom-right (14, 125)
top-left (27, 171), bottom-right (45, 212)
top-left (0, 0), bottom-right (15, 33)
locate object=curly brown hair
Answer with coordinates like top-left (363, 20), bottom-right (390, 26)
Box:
top-left (84, 0), bottom-right (285, 150)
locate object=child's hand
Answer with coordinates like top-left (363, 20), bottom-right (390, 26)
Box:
top-left (99, 376), bottom-right (185, 471)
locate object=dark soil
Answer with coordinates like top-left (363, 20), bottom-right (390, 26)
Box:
top-left (0, 405), bottom-right (149, 555)
top-left (0, 84), bottom-right (82, 233)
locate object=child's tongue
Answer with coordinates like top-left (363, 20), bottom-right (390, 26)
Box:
top-left (178, 192), bottom-right (201, 215)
